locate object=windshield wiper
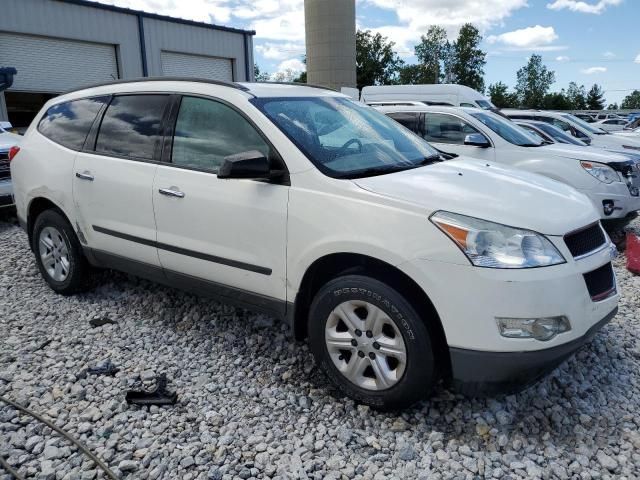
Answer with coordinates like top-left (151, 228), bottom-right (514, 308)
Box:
top-left (420, 154), bottom-right (443, 165)
top-left (338, 164), bottom-right (416, 179)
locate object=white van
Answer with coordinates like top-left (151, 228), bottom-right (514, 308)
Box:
top-left (361, 84), bottom-right (497, 110)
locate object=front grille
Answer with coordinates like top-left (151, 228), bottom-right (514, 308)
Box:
top-left (609, 160), bottom-right (640, 196)
top-left (583, 263), bottom-right (616, 301)
top-left (564, 223), bottom-right (606, 258)
top-left (0, 151), bottom-right (10, 181)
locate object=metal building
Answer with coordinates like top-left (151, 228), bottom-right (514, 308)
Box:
top-left (0, 0), bottom-right (255, 130)
top-left (304, 0), bottom-right (356, 91)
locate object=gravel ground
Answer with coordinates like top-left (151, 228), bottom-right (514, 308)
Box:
top-left (1, 214), bottom-right (640, 480)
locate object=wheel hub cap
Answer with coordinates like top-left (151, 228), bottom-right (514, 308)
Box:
top-left (38, 226), bottom-right (70, 282)
top-left (325, 300), bottom-right (407, 391)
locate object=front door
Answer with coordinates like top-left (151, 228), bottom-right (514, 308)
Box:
top-left (152, 95), bottom-right (289, 309)
top-left (419, 112), bottom-right (496, 162)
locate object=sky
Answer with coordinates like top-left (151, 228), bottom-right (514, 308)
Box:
top-left (97, 0), bottom-right (639, 106)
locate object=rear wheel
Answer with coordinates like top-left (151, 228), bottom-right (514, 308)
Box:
top-left (32, 209), bottom-right (92, 295)
top-left (308, 275), bottom-right (436, 410)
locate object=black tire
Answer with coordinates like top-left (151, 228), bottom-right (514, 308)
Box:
top-left (32, 209), bottom-right (92, 295)
top-left (308, 275), bottom-right (436, 410)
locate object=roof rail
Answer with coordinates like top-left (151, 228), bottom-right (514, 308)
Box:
top-left (254, 81), bottom-right (338, 92)
top-left (63, 76), bottom-right (251, 94)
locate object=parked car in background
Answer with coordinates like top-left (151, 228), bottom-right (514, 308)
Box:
top-left (361, 84), bottom-right (498, 111)
top-left (575, 113), bottom-right (597, 123)
top-left (0, 123), bottom-right (22, 208)
top-left (378, 105), bottom-right (640, 223)
top-left (10, 79), bottom-right (619, 408)
top-left (594, 119), bottom-right (628, 132)
top-left (614, 127), bottom-right (640, 137)
top-left (624, 117), bottom-right (640, 130)
top-left (502, 110), bottom-right (640, 152)
top-left (596, 113), bottom-right (623, 121)
top-left (515, 119), bottom-right (640, 164)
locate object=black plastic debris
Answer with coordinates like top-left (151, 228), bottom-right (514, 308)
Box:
top-left (125, 374), bottom-right (178, 406)
top-left (89, 317), bottom-right (117, 328)
top-left (87, 360), bottom-right (120, 377)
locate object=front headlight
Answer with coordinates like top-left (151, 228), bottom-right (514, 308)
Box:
top-left (431, 211), bottom-right (566, 269)
top-left (580, 161), bottom-right (619, 184)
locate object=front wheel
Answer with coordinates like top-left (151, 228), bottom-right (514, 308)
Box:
top-left (308, 275), bottom-right (436, 410)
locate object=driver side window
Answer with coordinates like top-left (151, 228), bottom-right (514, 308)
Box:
top-left (422, 113), bottom-right (482, 145)
top-left (172, 96), bottom-right (270, 172)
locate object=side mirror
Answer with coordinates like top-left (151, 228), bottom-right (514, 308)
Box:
top-left (218, 151), bottom-right (271, 179)
top-left (464, 133), bottom-right (490, 148)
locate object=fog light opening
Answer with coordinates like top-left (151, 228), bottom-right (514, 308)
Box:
top-left (496, 316), bottom-right (571, 341)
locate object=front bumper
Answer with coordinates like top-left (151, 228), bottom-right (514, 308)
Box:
top-left (449, 306), bottom-right (617, 396)
top-left (0, 179), bottom-right (13, 208)
top-left (578, 183), bottom-right (640, 220)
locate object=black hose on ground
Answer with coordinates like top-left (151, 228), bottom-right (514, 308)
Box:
top-left (0, 454), bottom-right (25, 480)
top-left (0, 395), bottom-right (118, 480)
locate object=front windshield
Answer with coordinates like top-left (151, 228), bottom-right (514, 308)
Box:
top-left (251, 96), bottom-right (440, 178)
top-left (470, 111), bottom-right (543, 147)
top-left (562, 114), bottom-right (607, 135)
top-left (535, 122), bottom-right (587, 146)
top-left (476, 99), bottom-right (496, 110)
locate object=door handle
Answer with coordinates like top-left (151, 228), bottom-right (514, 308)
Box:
top-left (75, 171), bottom-right (94, 181)
top-left (159, 187), bottom-right (185, 198)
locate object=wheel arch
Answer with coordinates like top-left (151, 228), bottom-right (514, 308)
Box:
top-left (26, 197), bottom-right (72, 249)
top-left (291, 252), bottom-right (451, 376)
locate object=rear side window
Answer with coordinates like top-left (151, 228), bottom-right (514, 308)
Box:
top-left (38, 97), bottom-right (108, 150)
top-left (387, 112), bottom-right (421, 133)
top-left (171, 96), bottom-right (270, 172)
top-left (95, 95), bottom-right (168, 160)
top-left (422, 113), bottom-right (481, 145)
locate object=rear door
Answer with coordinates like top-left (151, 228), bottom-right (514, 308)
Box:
top-left (73, 94), bottom-right (170, 266)
top-left (152, 95), bottom-right (289, 310)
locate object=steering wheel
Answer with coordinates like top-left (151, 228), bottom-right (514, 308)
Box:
top-left (335, 138), bottom-right (363, 157)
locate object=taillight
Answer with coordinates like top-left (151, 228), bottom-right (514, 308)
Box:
top-left (8, 146), bottom-right (20, 162)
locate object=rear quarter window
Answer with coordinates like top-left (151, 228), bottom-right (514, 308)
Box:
top-left (38, 97), bottom-right (108, 150)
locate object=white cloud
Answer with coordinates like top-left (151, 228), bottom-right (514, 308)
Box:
top-left (603, 51), bottom-right (616, 58)
top-left (635, 53), bottom-right (640, 64)
top-left (365, 0), bottom-right (528, 33)
top-left (368, 25), bottom-right (422, 57)
top-left (556, 55), bottom-right (570, 62)
top-left (95, 0), bottom-right (234, 23)
top-left (255, 42), bottom-right (305, 60)
top-left (486, 25), bottom-right (564, 50)
top-left (581, 66), bottom-right (607, 74)
top-left (547, 0), bottom-right (623, 14)
top-left (270, 58), bottom-right (305, 80)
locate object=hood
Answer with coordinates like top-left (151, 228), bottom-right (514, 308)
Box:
top-left (354, 158), bottom-right (598, 236)
top-left (537, 143), bottom-right (630, 164)
top-left (593, 133), bottom-right (640, 149)
top-left (0, 131), bottom-right (22, 150)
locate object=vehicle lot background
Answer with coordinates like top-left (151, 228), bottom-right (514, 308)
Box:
top-left (1, 214), bottom-right (639, 480)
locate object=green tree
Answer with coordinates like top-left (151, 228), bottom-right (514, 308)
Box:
top-left (542, 91), bottom-right (572, 110)
top-left (356, 30), bottom-right (403, 89)
top-left (414, 26), bottom-right (449, 84)
top-left (608, 103), bottom-right (619, 110)
top-left (586, 84), bottom-right (606, 110)
top-left (515, 55), bottom-right (556, 109)
top-left (451, 24), bottom-right (486, 92)
top-left (488, 82), bottom-right (519, 108)
top-left (397, 64), bottom-right (430, 85)
top-left (566, 82), bottom-right (587, 110)
top-left (621, 90), bottom-right (640, 109)
top-left (254, 64), bottom-right (270, 82)
top-left (293, 55), bottom-right (307, 83)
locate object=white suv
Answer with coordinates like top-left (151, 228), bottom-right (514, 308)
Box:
top-left (10, 79), bottom-right (619, 409)
top-left (377, 105), bottom-right (640, 224)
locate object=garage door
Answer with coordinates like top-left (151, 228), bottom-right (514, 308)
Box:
top-left (0, 33), bottom-right (118, 93)
top-left (161, 51), bottom-right (234, 82)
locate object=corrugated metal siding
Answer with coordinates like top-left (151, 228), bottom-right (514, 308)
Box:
top-left (0, 33), bottom-right (118, 92)
top-left (161, 51), bottom-right (233, 81)
top-left (0, 0), bottom-right (143, 78)
top-left (144, 18), bottom-right (249, 80)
